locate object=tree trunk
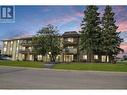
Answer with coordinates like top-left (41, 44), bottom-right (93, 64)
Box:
top-left (91, 52), bottom-right (94, 63)
top-left (87, 52), bottom-right (91, 62)
top-left (34, 55), bottom-right (37, 61)
top-left (87, 51), bottom-right (94, 63)
top-left (50, 54), bottom-right (56, 62)
top-left (41, 55), bottom-right (43, 62)
top-left (98, 53), bottom-right (102, 63)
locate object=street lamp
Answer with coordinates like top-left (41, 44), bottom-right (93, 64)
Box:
top-left (48, 52), bottom-right (51, 55)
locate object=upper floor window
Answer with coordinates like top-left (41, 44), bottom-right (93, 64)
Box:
top-left (29, 47), bottom-right (32, 51)
top-left (11, 41), bottom-right (13, 44)
top-left (17, 40), bottom-right (20, 43)
top-left (10, 47), bottom-right (12, 51)
top-left (4, 41), bottom-right (7, 46)
top-left (16, 47), bottom-right (18, 51)
top-left (4, 47), bottom-right (7, 52)
top-left (22, 47), bottom-right (25, 50)
top-left (68, 38), bottom-right (73, 42)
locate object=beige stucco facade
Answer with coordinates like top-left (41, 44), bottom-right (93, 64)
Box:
top-left (2, 31), bottom-right (109, 63)
top-left (2, 37), bottom-right (64, 62)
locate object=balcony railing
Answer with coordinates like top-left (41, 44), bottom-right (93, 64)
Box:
top-left (18, 49), bottom-right (35, 54)
top-left (63, 48), bottom-right (77, 54)
top-left (20, 42), bottom-right (32, 47)
top-left (63, 40), bottom-right (78, 46)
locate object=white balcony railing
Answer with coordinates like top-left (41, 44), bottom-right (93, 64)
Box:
top-left (63, 48), bottom-right (77, 54)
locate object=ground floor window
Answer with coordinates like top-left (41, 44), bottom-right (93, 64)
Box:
top-left (29, 55), bottom-right (33, 60)
top-left (83, 55), bottom-right (87, 60)
top-left (38, 55), bottom-right (42, 60)
top-left (107, 56), bottom-right (109, 62)
top-left (102, 55), bottom-right (109, 62)
top-left (102, 55), bottom-right (106, 62)
top-left (94, 55), bottom-right (98, 59)
top-left (64, 55), bottom-right (73, 62)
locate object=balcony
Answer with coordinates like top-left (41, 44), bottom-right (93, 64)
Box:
top-left (18, 49), bottom-right (35, 54)
top-left (63, 40), bottom-right (78, 46)
top-left (63, 48), bottom-right (77, 54)
top-left (20, 42), bottom-right (32, 47)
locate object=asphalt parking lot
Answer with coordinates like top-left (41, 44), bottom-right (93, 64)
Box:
top-left (0, 66), bottom-right (127, 89)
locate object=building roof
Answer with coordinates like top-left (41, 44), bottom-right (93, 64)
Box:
top-left (2, 31), bottom-right (80, 41)
top-left (62, 31), bottom-right (79, 37)
top-left (1, 35), bottom-right (33, 41)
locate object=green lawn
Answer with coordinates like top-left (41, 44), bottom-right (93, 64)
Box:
top-left (0, 60), bottom-right (43, 68)
top-left (0, 60), bottom-right (127, 72)
top-left (53, 62), bottom-right (127, 72)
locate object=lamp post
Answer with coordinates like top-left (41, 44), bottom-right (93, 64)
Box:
top-left (48, 52), bottom-right (51, 55)
top-left (48, 52), bottom-right (51, 62)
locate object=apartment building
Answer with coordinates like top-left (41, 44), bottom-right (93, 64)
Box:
top-left (62, 31), bottom-right (79, 62)
top-left (2, 31), bottom-right (109, 62)
top-left (2, 36), bottom-right (33, 61)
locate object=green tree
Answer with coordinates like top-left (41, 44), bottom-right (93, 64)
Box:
top-left (80, 6), bottom-right (101, 62)
top-left (32, 24), bottom-right (61, 62)
top-left (101, 6), bottom-right (123, 63)
top-left (32, 35), bottom-right (47, 61)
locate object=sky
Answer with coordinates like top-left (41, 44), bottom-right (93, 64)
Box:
top-left (0, 5), bottom-right (127, 56)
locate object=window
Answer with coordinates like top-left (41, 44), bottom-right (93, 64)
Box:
top-left (68, 38), bottom-right (73, 42)
top-left (17, 40), bottom-right (20, 43)
top-left (94, 55), bottom-right (98, 59)
top-left (29, 47), bottom-right (32, 51)
top-left (102, 55), bottom-right (106, 62)
top-left (10, 47), bottom-right (12, 51)
top-left (29, 55), bottom-right (33, 60)
top-left (83, 55), bottom-right (87, 60)
top-left (16, 47), bottom-right (18, 51)
top-left (11, 41), bottom-right (13, 44)
top-left (22, 47), bottom-right (25, 50)
top-left (38, 55), bottom-right (42, 60)
top-left (4, 41), bottom-right (7, 46)
top-left (107, 56), bottom-right (109, 62)
top-left (4, 47), bottom-right (7, 52)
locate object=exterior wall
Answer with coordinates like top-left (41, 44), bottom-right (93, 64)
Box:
top-left (62, 32), bottom-right (79, 62)
top-left (2, 33), bottom-right (110, 63)
top-left (12, 40), bottom-right (16, 60)
top-left (2, 40), bottom-right (24, 60)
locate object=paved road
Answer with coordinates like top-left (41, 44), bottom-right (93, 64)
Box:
top-left (0, 66), bottom-right (127, 89)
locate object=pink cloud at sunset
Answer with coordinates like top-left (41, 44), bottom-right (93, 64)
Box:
top-left (120, 43), bottom-right (127, 53)
top-left (75, 12), bottom-right (84, 17)
top-left (117, 21), bottom-right (127, 32)
top-left (39, 12), bottom-right (83, 27)
top-left (113, 6), bottom-right (125, 13)
top-left (117, 42), bottom-right (127, 58)
top-left (43, 15), bottom-right (79, 26)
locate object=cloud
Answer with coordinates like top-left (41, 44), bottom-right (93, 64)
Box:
top-left (113, 6), bottom-right (125, 13)
top-left (75, 12), bottom-right (84, 17)
top-left (120, 42), bottom-right (127, 53)
top-left (2, 30), bottom-right (32, 40)
top-left (117, 20), bottom-right (127, 32)
top-left (39, 12), bottom-right (82, 27)
top-left (33, 6), bottom-right (84, 27)
top-left (113, 6), bottom-right (127, 32)
top-left (117, 42), bottom-right (127, 58)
